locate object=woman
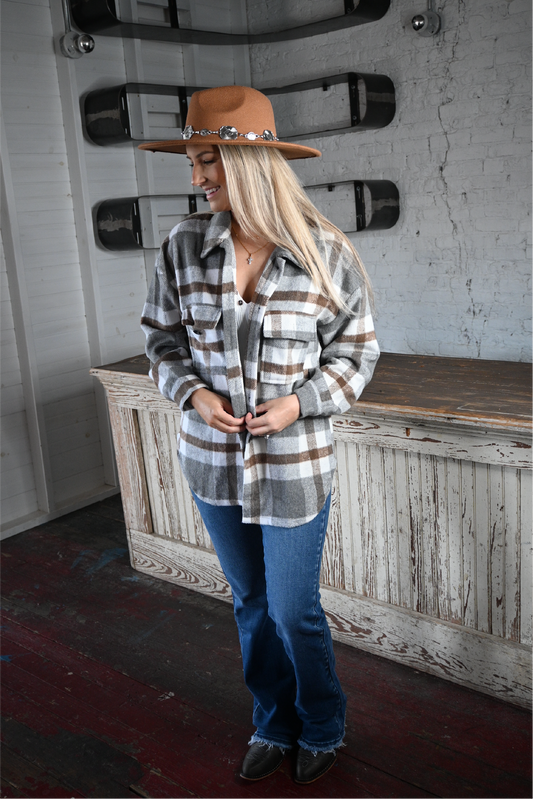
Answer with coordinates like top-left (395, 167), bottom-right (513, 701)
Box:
top-left (140, 85), bottom-right (379, 784)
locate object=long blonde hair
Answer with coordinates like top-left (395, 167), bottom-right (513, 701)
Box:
top-left (219, 145), bottom-right (373, 313)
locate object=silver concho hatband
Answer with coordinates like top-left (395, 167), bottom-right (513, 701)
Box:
top-left (182, 125), bottom-right (278, 142)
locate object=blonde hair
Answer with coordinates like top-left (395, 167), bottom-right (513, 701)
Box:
top-left (218, 145), bottom-right (373, 314)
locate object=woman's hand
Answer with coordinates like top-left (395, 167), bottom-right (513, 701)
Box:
top-left (190, 388), bottom-right (246, 434)
top-left (246, 394), bottom-right (301, 437)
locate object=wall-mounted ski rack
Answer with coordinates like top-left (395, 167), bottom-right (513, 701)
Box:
top-left (268, 74), bottom-right (395, 139)
top-left (96, 180), bottom-right (399, 251)
top-left (84, 83), bottom-right (196, 146)
top-left (71, 0), bottom-right (390, 45)
top-left (306, 180), bottom-right (400, 232)
top-left (84, 73), bottom-right (395, 147)
top-left (96, 194), bottom-right (201, 250)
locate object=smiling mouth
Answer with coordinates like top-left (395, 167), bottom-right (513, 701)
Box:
top-left (205, 187), bottom-right (220, 200)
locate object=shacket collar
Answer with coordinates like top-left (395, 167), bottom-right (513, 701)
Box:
top-left (200, 211), bottom-right (233, 259)
top-left (199, 211), bottom-right (306, 272)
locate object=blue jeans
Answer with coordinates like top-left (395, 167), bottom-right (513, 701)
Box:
top-left (192, 492), bottom-right (346, 752)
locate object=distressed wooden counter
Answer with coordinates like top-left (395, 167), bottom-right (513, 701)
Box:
top-left (91, 353), bottom-right (532, 708)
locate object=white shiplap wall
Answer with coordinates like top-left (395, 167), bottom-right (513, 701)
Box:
top-left (1, 0), bottom-right (249, 537)
top-left (2, 0), bottom-right (111, 532)
top-left (0, 229), bottom-right (39, 523)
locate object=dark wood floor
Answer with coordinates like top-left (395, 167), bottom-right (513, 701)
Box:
top-left (1, 495), bottom-right (531, 799)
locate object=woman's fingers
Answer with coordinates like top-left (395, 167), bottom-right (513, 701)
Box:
top-left (190, 388), bottom-right (245, 432)
top-left (246, 395), bottom-right (300, 436)
top-left (190, 391), bottom-right (301, 436)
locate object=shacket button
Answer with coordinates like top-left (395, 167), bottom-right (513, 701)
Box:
top-left (238, 299), bottom-right (244, 305)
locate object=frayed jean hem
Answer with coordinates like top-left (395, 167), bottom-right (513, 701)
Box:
top-left (249, 733), bottom-right (292, 752)
top-left (297, 737), bottom-right (345, 755)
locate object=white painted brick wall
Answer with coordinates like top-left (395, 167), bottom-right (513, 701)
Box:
top-left (248, 0), bottom-right (531, 361)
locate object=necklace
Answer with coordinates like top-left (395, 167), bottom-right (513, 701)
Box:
top-left (232, 226), bottom-right (268, 264)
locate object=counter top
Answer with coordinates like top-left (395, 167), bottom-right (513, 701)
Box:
top-left (91, 352), bottom-right (532, 433)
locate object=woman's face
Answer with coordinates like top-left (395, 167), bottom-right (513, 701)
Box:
top-left (186, 144), bottom-right (231, 213)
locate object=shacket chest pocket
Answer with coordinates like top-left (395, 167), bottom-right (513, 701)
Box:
top-left (259, 311), bottom-right (317, 385)
top-left (182, 304), bottom-right (224, 380)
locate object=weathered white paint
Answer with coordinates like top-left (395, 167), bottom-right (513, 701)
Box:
top-left (92, 363), bottom-right (532, 707)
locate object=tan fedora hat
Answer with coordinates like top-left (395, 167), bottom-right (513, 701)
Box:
top-left (138, 85), bottom-right (321, 160)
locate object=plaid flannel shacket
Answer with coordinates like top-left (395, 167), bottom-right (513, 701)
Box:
top-left (141, 211), bottom-right (379, 527)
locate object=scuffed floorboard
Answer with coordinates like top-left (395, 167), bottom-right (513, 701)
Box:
top-left (1, 495), bottom-right (531, 798)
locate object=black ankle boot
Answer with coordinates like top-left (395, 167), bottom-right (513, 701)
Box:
top-left (240, 742), bottom-right (285, 780)
top-left (294, 748), bottom-right (337, 784)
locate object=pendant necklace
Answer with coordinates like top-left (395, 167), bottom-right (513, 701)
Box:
top-left (232, 226), bottom-right (267, 264)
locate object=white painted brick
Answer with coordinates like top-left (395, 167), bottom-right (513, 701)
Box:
top-left (244, 0), bottom-right (532, 362)
top-left (508, 0), bottom-right (530, 13)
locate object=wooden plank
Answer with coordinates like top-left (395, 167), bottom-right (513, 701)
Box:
top-left (1, 618), bottom-right (238, 736)
top-left (44, 393), bottom-right (98, 426)
top-left (106, 404), bottom-right (152, 536)
top-left (357, 353), bottom-right (532, 428)
top-left (1, 464), bottom-right (41, 502)
top-left (0, 384), bottom-right (25, 417)
top-left (0, 746), bottom-right (85, 798)
top-left (421, 453), bottom-right (439, 618)
top-left (504, 466), bottom-right (521, 642)
top-left (520, 469), bottom-right (532, 645)
top-left (322, 470), bottom-right (345, 589)
top-left (49, 442), bottom-right (103, 483)
top-left (137, 409), bottom-right (186, 541)
top-left (461, 459), bottom-right (477, 630)
top-left (52, 467), bottom-right (107, 508)
top-left (370, 446), bottom-right (388, 602)
top-left (434, 454), bottom-right (451, 621)
top-left (342, 440), bottom-right (363, 594)
top-left (1, 491), bottom-right (39, 528)
top-left (446, 458), bottom-right (463, 624)
top-left (489, 466), bottom-right (505, 638)
top-left (129, 529), bottom-right (232, 602)
top-left (333, 414), bottom-right (532, 468)
top-left (41, 374), bottom-right (95, 407)
top-left (407, 451), bottom-right (423, 613)
top-left (475, 462), bottom-right (491, 633)
top-left (394, 449), bottom-right (412, 610)
top-left (46, 416), bottom-right (101, 459)
top-left (336, 441), bottom-right (355, 593)
top-left (1, 691), bottom-right (135, 798)
top-left (169, 413), bottom-right (204, 546)
top-left (382, 446), bottom-right (400, 605)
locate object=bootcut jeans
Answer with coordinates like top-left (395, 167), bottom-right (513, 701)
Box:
top-left (192, 491), bottom-right (346, 753)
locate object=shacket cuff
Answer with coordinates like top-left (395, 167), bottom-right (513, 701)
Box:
top-left (295, 379), bottom-right (324, 418)
top-left (176, 381), bottom-right (209, 412)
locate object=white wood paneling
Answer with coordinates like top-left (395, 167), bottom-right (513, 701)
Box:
top-left (1, 0), bottom-right (123, 537)
top-left (1, 119), bottom-right (54, 522)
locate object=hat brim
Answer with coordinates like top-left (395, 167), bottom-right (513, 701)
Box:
top-left (138, 136), bottom-right (321, 160)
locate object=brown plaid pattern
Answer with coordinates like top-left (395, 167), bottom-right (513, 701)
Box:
top-left (141, 212), bottom-right (379, 527)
